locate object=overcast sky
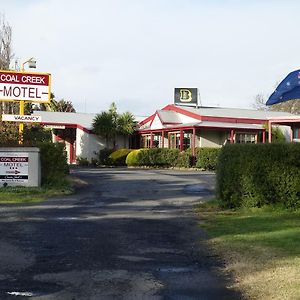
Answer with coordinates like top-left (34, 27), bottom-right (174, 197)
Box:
top-left (2, 0), bottom-right (300, 116)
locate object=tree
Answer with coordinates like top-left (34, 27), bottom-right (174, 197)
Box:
top-left (269, 100), bottom-right (300, 115)
top-left (253, 93), bottom-right (300, 114)
top-left (252, 93), bottom-right (268, 111)
top-left (35, 93), bottom-right (76, 112)
top-left (117, 111), bottom-right (136, 147)
top-left (48, 99), bottom-right (76, 112)
top-left (92, 110), bottom-right (116, 146)
top-left (0, 15), bottom-right (15, 115)
top-left (92, 103), bottom-right (136, 149)
top-left (0, 15), bottom-right (12, 70)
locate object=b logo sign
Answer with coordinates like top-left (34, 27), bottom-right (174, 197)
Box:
top-left (174, 88), bottom-right (198, 106)
top-left (179, 89), bottom-right (193, 102)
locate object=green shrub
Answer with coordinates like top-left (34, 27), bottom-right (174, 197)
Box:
top-left (39, 142), bottom-right (69, 186)
top-left (217, 143), bottom-right (300, 209)
top-left (137, 148), bottom-right (180, 167)
top-left (126, 149), bottom-right (142, 166)
top-left (76, 156), bottom-right (89, 166)
top-left (175, 151), bottom-right (192, 168)
top-left (97, 148), bottom-right (113, 165)
top-left (195, 147), bottom-right (220, 170)
top-left (160, 148), bottom-right (181, 167)
top-left (109, 148), bottom-right (132, 166)
top-left (126, 148), bottom-right (192, 168)
top-left (23, 125), bottom-right (52, 145)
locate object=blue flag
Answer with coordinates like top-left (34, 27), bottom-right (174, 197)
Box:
top-left (266, 69), bottom-right (300, 105)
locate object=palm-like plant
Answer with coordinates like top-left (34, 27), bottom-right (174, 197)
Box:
top-left (92, 103), bottom-right (136, 149)
top-left (117, 112), bottom-right (136, 135)
top-left (92, 110), bottom-right (117, 147)
top-left (37, 94), bottom-right (76, 112)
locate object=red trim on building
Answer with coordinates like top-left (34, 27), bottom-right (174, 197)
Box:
top-left (41, 122), bottom-right (92, 134)
top-left (262, 130), bottom-right (266, 143)
top-left (230, 129), bottom-right (235, 143)
top-left (139, 125), bottom-right (261, 134)
top-left (139, 113), bottom-right (156, 126)
top-left (201, 115), bottom-right (266, 125)
top-left (162, 104), bottom-right (267, 125)
top-left (150, 133), bottom-right (153, 148)
top-left (192, 127), bottom-right (196, 157)
top-left (180, 129), bottom-right (183, 152)
top-left (163, 105), bottom-right (202, 121)
top-left (156, 111), bottom-right (164, 125)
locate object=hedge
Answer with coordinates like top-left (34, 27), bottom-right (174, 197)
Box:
top-left (97, 148), bottom-right (114, 165)
top-left (125, 148), bottom-right (192, 168)
top-left (39, 142), bottom-right (69, 186)
top-left (126, 149), bottom-right (142, 166)
top-left (217, 143), bottom-right (300, 209)
top-left (194, 147), bottom-right (221, 170)
top-left (100, 147), bottom-right (220, 169)
top-left (109, 149), bottom-right (132, 166)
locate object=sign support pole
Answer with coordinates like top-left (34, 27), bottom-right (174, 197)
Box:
top-left (18, 100), bottom-right (24, 144)
top-left (19, 61), bottom-right (26, 144)
top-left (18, 58), bottom-right (36, 144)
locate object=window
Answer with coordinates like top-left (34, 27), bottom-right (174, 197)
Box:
top-left (183, 132), bottom-right (192, 150)
top-left (168, 132), bottom-right (180, 149)
top-left (140, 134), bottom-right (151, 148)
top-left (293, 128), bottom-right (299, 139)
top-left (235, 132), bottom-right (256, 144)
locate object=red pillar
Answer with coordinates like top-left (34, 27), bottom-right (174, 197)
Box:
top-left (150, 133), bottom-right (153, 148)
top-left (268, 122), bottom-right (272, 143)
top-left (180, 129), bottom-right (183, 152)
top-left (162, 130), bottom-right (165, 148)
top-left (262, 130), bottom-right (266, 143)
top-left (230, 129), bottom-right (235, 144)
top-left (192, 128), bottom-right (196, 157)
top-left (290, 127), bottom-right (294, 142)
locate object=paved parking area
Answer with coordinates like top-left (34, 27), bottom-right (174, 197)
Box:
top-left (0, 168), bottom-right (241, 299)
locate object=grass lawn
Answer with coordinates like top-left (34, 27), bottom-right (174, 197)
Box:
top-left (0, 184), bottom-right (73, 204)
top-left (197, 201), bottom-right (300, 300)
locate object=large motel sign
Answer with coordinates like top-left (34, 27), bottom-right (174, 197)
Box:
top-left (0, 69), bottom-right (51, 143)
top-left (0, 70), bottom-right (51, 103)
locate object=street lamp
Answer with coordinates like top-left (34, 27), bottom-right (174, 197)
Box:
top-left (19, 58), bottom-right (36, 144)
top-left (22, 57), bottom-right (36, 71)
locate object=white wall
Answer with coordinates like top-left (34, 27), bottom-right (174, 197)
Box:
top-left (150, 115), bottom-right (163, 130)
top-left (75, 129), bottom-right (130, 162)
top-left (76, 129), bottom-right (105, 161)
top-left (199, 130), bottom-right (227, 148)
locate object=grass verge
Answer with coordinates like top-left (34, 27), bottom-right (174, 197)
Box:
top-left (196, 201), bottom-right (300, 300)
top-left (0, 180), bottom-right (73, 204)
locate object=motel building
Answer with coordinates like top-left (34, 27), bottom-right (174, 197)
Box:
top-left (137, 104), bottom-right (300, 155)
top-left (32, 111), bottom-right (133, 164)
top-left (29, 102), bottom-right (300, 164)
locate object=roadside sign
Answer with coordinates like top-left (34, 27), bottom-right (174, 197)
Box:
top-left (2, 114), bottom-right (42, 123)
top-left (0, 153), bottom-right (29, 183)
top-left (0, 70), bottom-right (51, 103)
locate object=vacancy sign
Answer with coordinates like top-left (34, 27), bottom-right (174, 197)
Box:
top-left (2, 114), bottom-right (42, 123)
top-left (0, 153), bottom-right (29, 183)
top-left (0, 70), bottom-right (51, 103)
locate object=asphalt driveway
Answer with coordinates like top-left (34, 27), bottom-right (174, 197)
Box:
top-left (0, 168), bottom-right (242, 299)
